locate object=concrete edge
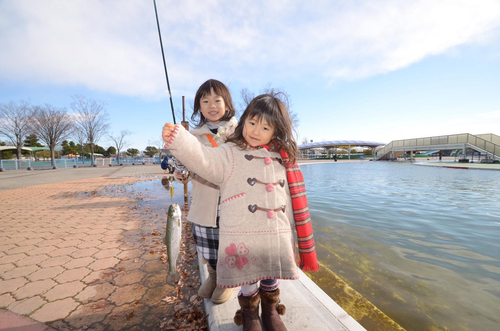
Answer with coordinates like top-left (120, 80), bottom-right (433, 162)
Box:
top-left (198, 255), bottom-right (366, 331)
top-left (295, 269), bottom-right (365, 331)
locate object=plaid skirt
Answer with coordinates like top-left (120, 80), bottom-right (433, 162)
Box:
top-left (192, 203), bottom-right (220, 271)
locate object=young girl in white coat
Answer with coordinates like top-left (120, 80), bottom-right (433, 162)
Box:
top-left (163, 92), bottom-right (319, 331)
top-left (176, 79), bottom-right (237, 304)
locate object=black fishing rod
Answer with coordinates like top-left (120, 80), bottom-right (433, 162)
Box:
top-left (153, 0), bottom-right (176, 124)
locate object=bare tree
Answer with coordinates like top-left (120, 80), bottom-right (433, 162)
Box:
top-left (73, 129), bottom-right (88, 164)
top-left (31, 104), bottom-right (74, 167)
top-left (71, 96), bottom-right (110, 166)
top-left (109, 130), bottom-right (132, 165)
top-left (0, 100), bottom-right (33, 159)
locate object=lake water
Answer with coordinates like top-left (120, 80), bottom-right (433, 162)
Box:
top-left (302, 161), bottom-right (500, 331)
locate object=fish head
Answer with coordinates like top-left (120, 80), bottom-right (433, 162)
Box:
top-left (167, 203), bottom-right (182, 220)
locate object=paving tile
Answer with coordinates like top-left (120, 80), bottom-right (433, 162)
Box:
top-left (44, 281), bottom-right (86, 301)
top-left (1, 238), bottom-right (19, 245)
top-left (27, 266), bottom-right (65, 281)
top-left (47, 247), bottom-right (78, 257)
top-left (113, 270), bottom-right (145, 287)
top-left (88, 257), bottom-right (120, 271)
top-left (30, 297), bottom-right (79, 323)
top-left (37, 239), bottom-right (65, 247)
top-left (75, 282), bottom-right (116, 303)
top-left (55, 267), bottom-right (91, 283)
top-left (8, 295), bottom-right (47, 315)
top-left (140, 251), bottom-right (159, 261)
top-left (29, 232), bottom-right (52, 239)
top-left (115, 258), bottom-right (145, 272)
top-left (2, 265), bottom-right (40, 280)
top-left (0, 244), bottom-right (17, 252)
top-left (66, 300), bottom-right (114, 328)
top-left (93, 248), bottom-right (122, 259)
top-left (0, 278), bottom-right (28, 294)
top-left (16, 254), bottom-right (49, 267)
top-left (98, 241), bottom-right (122, 250)
top-left (100, 235), bottom-right (122, 242)
top-left (108, 284), bottom-right (146, 306)
top-left (0, 253), bottom-right (27, 264)
top-left (13, 279), bottom-right (57, 299)
top-left (5, 232), bottom-right (29, 240)
top-left (116, 249), bottom-right (142, 260)
top-left (82, 269), bottom-right (117, 285)
top-left (104, 303), bottom-right (148, 330)
top-left (142, 260), bottom-right (164, 274)
top-left (0, 293), bottom-right (15, 308)
top-left (77, 240), bottom-right (102, 249)
top-left (18, 238), bottom-right (45, 246)
top-left (103, 229), bottom-right (123, 236)
top-left (64, 256), bottom-right (95, 269)
top-left (56, 239), bottom-right (82, 248)
top-left (26, 245), bottom-right (57, 256)
top-left (70, 247), bottom-right (99, 259)
top-left (0, 262), bottom-right (16, 275)
top-left (141, 284), bottom-right (170, 305)
top-left (6, 244), bottom-right (38, 255)
top-left (39, 256), bottom-right (72, 268)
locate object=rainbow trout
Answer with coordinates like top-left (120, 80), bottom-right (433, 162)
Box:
top-left (164, 203), bottom-right (182, 283)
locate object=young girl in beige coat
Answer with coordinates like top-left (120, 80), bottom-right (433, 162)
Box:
top-left (163, 92), bottom-right (319, 331)
top-left (175, 79), bottom-right (237, 303)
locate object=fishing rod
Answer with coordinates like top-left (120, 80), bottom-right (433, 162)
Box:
top-left (153, 0), bottom-right (176, 124)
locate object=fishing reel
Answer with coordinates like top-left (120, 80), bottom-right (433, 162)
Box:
top-left (171, 157), bottom-right (188, 177)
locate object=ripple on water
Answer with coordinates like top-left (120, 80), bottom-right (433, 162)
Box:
top-left (302, 162), bottom-right (500, 331)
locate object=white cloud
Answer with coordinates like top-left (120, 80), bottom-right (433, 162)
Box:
top-left (479, 110), bottom-right (500, 118)
top-left (1, 0), bottom-right (500, 97)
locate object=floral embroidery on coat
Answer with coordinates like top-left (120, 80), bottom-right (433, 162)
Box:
top-left (225, 243), bottom-right (249, 269)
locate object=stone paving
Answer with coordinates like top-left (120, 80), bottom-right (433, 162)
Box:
top-left (0, 165), bottom-right (199, 330)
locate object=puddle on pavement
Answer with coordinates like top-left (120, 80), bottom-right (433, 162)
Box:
top-left (49, 176), bottom-right (207, 330)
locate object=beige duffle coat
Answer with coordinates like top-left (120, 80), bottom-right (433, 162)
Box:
top-left (181, 118), bottom-right (237, 227)
top-left (166, 124), bottom-right (299, 288)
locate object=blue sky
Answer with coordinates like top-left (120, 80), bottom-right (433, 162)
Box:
top-left (1, 0), bottom-right (500, 151)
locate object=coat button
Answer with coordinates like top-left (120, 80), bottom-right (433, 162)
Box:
top-left (264, 157), bottom-right (272, 165)
top-left (267, 210), bottom-right (275, 218)
top-left (266, 184), bottom-right (274, 192)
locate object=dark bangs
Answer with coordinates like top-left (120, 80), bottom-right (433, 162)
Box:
top-left (226, 91), bottom-right (298, 163)
top-left (192, 79), bottom-right (235, 126)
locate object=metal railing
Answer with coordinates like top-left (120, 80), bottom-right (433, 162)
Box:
top-left (375, 133), bottom-right (500, 161)
top-left (0, 157), bottom-right (161, 171)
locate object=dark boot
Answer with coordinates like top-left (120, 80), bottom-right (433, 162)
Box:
top-left (234, 293), bottom-right (262, 331)
top-left (260, 289), bottom-right (287, 331)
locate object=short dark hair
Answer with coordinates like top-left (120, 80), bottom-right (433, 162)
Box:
top-left (227, 91), bottom-right (298, 163)
top-left (191, 79), bottom-right (235, 127)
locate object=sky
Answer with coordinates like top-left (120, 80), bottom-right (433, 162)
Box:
top-left (1, 0), bottom-right (500, 151)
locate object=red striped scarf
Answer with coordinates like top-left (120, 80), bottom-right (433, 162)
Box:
top-left (279, 150), bottom-right (319, 272)
top-left (255, 143), bottom-right (319, 272)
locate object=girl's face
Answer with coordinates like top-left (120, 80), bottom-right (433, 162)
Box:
top-left (243, 116), bottom-right (275, 147)
top-left (199, 88), bottom-right (227, 124)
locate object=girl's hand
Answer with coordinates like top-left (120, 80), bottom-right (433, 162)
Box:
top-left (162, 123), bottom-right (175, 142)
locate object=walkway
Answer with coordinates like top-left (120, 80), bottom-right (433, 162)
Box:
top-left (375, 133), bottom-right (500, 161)
top-left (0, 164), bottom-right (365, 330)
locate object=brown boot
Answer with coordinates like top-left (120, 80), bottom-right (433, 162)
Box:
top-left (211, 285), bottom-right (234, 304)
top-left (234, 293), bottom-right (262, 331)
top-left (260, 289), bottom-right (287, 331)
top-left (198, 262), bottom-right (216, 298)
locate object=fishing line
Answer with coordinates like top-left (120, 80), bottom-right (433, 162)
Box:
top-left (153, 0), bottom-right (176, 124)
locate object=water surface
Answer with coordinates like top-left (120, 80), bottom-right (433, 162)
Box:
top-left (302, 162), bottom-right (500, 331)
